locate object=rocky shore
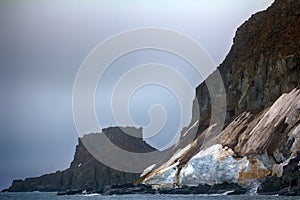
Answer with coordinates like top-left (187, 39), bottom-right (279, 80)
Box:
top-left (4, 127), bottom-right (156, 192)
top-left (55, 151), bottom-right (300, 197)
top-left (56, 182), bottom-right (246, 196)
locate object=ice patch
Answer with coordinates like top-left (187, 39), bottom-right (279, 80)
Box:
top-left (180, 144), bottom-right (248, 185)
top-left (143, 163), bottom-right (177, 185)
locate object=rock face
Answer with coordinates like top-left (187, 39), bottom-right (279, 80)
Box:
top-left (5, 0), bottom-right (300, 195)
top-left (258, 152), bottom-right (300, 196)
top-left (141, 89), bottom-right (300, 186)
top-left (140, 0), bottom-right (300, 194)
top-left (196, 0), bottom-right (300, 133)
top-left (6, 127), bottom-right (156, 192)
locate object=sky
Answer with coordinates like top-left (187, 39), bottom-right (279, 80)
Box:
top-left (0, 0), bottom-right (274, 190)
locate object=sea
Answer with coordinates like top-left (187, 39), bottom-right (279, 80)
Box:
top-left (0, 193), bottom-right (300, 200)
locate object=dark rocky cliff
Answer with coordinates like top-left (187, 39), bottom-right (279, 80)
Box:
top-left (6, 127), bottom-right (156, 192)
top-left (140, 0), bottom-right (300, 195)
top-left (4, 0), bottom-right (300, 195)
top-left (196, 0), bottom-right (300, 133)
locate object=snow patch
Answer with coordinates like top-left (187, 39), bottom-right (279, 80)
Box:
top-left (141, 164), bottom-right (156, 177)
top-left (143, 163), bottom-right (177, 185)
top-left (180, 144), bottom-right (248, 185)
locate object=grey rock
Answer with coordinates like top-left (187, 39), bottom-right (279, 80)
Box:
top-left (6, 127), bottom-right (156, 192)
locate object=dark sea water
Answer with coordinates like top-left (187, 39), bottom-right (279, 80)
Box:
top-left (0, 193), bottom-right (300, 200)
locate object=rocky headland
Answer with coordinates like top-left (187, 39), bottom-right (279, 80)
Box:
top-left (4, 127), bottom-right (155, 192)
top-left (3, 0), bottom-right (300, 196)
top-left (138, 0), bottom-right (300, 196)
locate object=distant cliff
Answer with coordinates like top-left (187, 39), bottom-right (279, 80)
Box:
top-left (6, 127), bottom-right (156, 192)
top-left (140, 0), bottom-right (300, 195)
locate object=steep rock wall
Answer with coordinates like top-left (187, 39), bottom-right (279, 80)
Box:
top-left (140, 0), bottom-right (300, 188)
top-left (195, 0), bottom-right (300, 132)
top-left (142, 89), bottom-right (299, 187)
top-left (7, 127), bottom-right (156, 192)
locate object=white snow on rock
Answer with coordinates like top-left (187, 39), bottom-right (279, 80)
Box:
top-left (180, 144), bottom-right (248, 185)
top-left (141, 89), bottom-right (300, 187)
top-left (143, 163), bottom-right (177, 185)
top-left (141, 164), bottom-right (156, 177)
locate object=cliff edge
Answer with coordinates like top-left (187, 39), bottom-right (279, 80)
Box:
top-left (139, 0), bottom-right (300, 195)
top-left (6, 127), bottom-right (156, 192)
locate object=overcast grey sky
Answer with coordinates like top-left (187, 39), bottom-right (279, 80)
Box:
top-left (0, 0), bottom-right (274, 190)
